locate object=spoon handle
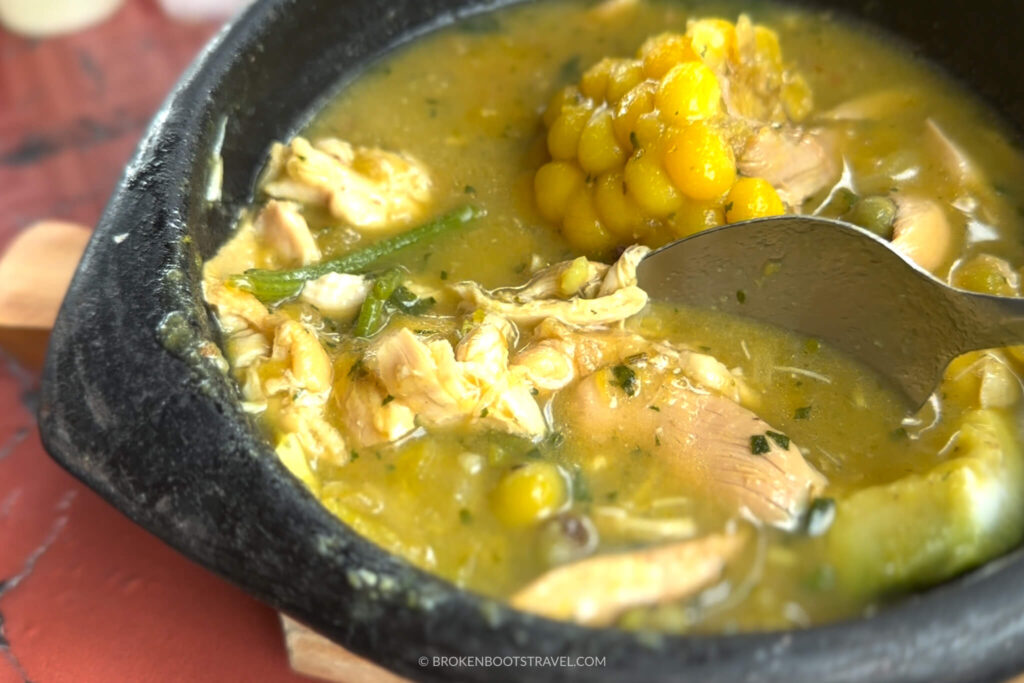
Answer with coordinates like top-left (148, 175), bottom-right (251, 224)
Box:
top-left (950, 288), bottom-right (1024, 353)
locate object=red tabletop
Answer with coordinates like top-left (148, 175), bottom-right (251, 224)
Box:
top-left (0, 2), bottom-right (310, 680)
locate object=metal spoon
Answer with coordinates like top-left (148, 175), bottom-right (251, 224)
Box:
top-left (637, 215), bottom-right (1024, 410)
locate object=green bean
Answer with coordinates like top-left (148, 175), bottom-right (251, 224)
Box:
top-left (230, 205), bottom-right (482, 301)
top-left (354, 296), bottom-right (387, 338)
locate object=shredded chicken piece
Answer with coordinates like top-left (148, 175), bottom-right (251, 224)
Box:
top-left (299, 272), bottom-right (371, 320)
top-left (366, 316), bottom-right (546, 441)
top-left (891, 195), bottom-right (952, 273)
top-left (510, 532), bottom-right (746, 625)
top-left (279, 407), bottom-right (349, 466)
top-left (263, 137), bottom-right (432, 230)
top-left (203, 280), bottom-right (271, 335)
top-left (451, 246), bottom-right (650, 326)
top-left (269, 320), bottom-right (333, 395)
top-left (738, 127), bottom-right (838, 209)
top-left (337, 373), bottom-right (417, 448)
top-left (565, 363), bottom-right (826, 529)
top-left (255, 199), bottom-right (321, 266)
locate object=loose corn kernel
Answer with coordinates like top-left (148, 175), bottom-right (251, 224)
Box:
top-left (639, 33), bottom-right (700, 79)
top-left (668, 197), bottom-right (726, 237)
top-left (580, 58), bottom-right (615, 100)
top-left (655, 61), bottom-right (722, 123)
top-left (578, 109), bottom-right (627, 175)
top-left (547, 104), bottom-right (593, 160)
top-left (753, 25), bottom-right (783, 67)
top-left (535, 160), bottom-right (586, 223)
top-left (594, 170), bottom-right (648, 239)
top-left (781, 74), bottom-right (813, 122)
top-left (725, 177), bottom-right (785, 222)
top-left (606, 59), bottom-right (645, 102)
top-left (491, 461), bottom-right (567, 527)
top-left (624, 150), bottom-right (684, 218)
top-left (563, 186), bottom-right (617, 255)
top-left (663, 121), bottom-right (736, 200)
top-left (613, 81), bottom-right (657, 149)
top-left (543, 85), bottom-right (584, 128)
top-left (952, 254), bottom-right (1019, 296)
top-left (686, 18), bottom-right (736, 69)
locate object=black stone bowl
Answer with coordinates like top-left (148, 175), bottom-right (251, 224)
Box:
top-left (37, 1), bottom-right (1024, 680)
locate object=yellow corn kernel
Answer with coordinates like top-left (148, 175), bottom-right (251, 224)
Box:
top-left (491, 461), bottom-right (568, 527)
top-left (663, 121), bottom-right (736, 200)
top-left (534, 161), bottom-right (586, 224)
top-left (668, 197), bottom-right (725, 238)
top-left (547, 104), bottom-right (592, 160)
top-left (563, 187), bottom-right (617, 255)
top-left (606, 59), bottom-right (645, 103)
top-left (578, 109), bottom-right (627, 175)
top-left (725, 177), bottom-right (785, 222)
top-left (640, 33), bottom-right (700, 79)
top-left (781, 74), bottom-right (813, 122)
top-left (613, 81), bottom-right (657, 149)
top-left (594, 170), bottom-right (647, 239)
top-left (631, 111), bottom-right (666, 149)
top-left (559, 256), bottom-right (592, 297)
top-left (624, 149), bottom-right (684, 218)
top-left (655, 61), bottom-right (722, 123)
top-left (686, 18), bottom-right (736, 69)
top-left (543, 85), bottom-right (584, 128)
top-left (753, 25), bottom-right (782, 67)
top-left (580, 58), bottom-right (615, 101)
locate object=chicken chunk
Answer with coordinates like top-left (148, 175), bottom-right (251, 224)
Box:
top-left (564, 363), bottom-right (826, 529)
top-left (367, 316), bottom-right (546, 440)
top-left (299, 272), bottom-right (371, 320)
top-left (255, 199), bottom-right (321, 266)
top-left (510, 532), bottom-right (745, 625)
top-left (890, 195), bottom-right (952, 273)
top-left (451, 246), bottom-right (650, 326)
top-left (263, 137), bottom-right (433, 230)
top-left (738, 127), bottom-right (838, 209)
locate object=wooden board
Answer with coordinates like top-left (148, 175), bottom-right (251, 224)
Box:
top-left (280, 616), bottom-right (409, 683)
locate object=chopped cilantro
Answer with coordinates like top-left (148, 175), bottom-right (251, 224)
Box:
top-left (750, 434), bottom-right (771, 455)
top-left (794, 405), bottom-right (812, 420)
top-left (736, 289), bottom-right (746, 304)
top-left (381, 394), bottom-right (395, 406)
top-left (766, 430), bottom-right (790, 450)
top-left (459, 509), bottom-right (473, 524)
top-left (611, 364), bottom-right (639, 397)
top-left (480, 407), bottom-right (489, 418)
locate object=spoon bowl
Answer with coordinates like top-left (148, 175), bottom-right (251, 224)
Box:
top-left (637, 215), bottom-right (1024, 410)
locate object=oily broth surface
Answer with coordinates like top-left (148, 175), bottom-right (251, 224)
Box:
top-left (272, 0), bottom-right (1024, 630)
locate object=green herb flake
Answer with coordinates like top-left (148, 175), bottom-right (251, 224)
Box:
top-left (440, 270), bottom-right (449, 281)
top-left (350, 450), bottom-right (359, 461)
top-left (750, 434), bottom-right (771, 455)
top-left (766, 430), bottom-right (790, 450)
top-left (558, 54), bottom-right (583, 84)
top-left (480, 407), bottom-right (489, 418)
top-left (629, 131), bottom-right (640, 149)
top-left (381, 394), bottom-right (395, 406)
top-left (724, 201), bottom-right (734, 212)
top-left (530, 387), bottom-right (539, 396)
top-left (794, 405), bottom-right (812, 420)
top-left (804, 338), bottom-right (821, 353)
top-left (736, 289), bottom-right (746, 304)
top-left (649, 405), bottom-right (661, 412)
top-left (611, 364), bottom-right (639, 397)
top-left (459, 509), bottom-right (473, 524)
top-left (605, 490), bottom-right (619, 502)
top-left (464, 185), bottom-right (476, 195)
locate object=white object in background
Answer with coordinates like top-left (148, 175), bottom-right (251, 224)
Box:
top-left (0, 0), bottom-right (124, 37)
top-left (157, 0), bottom-right (252, 21)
